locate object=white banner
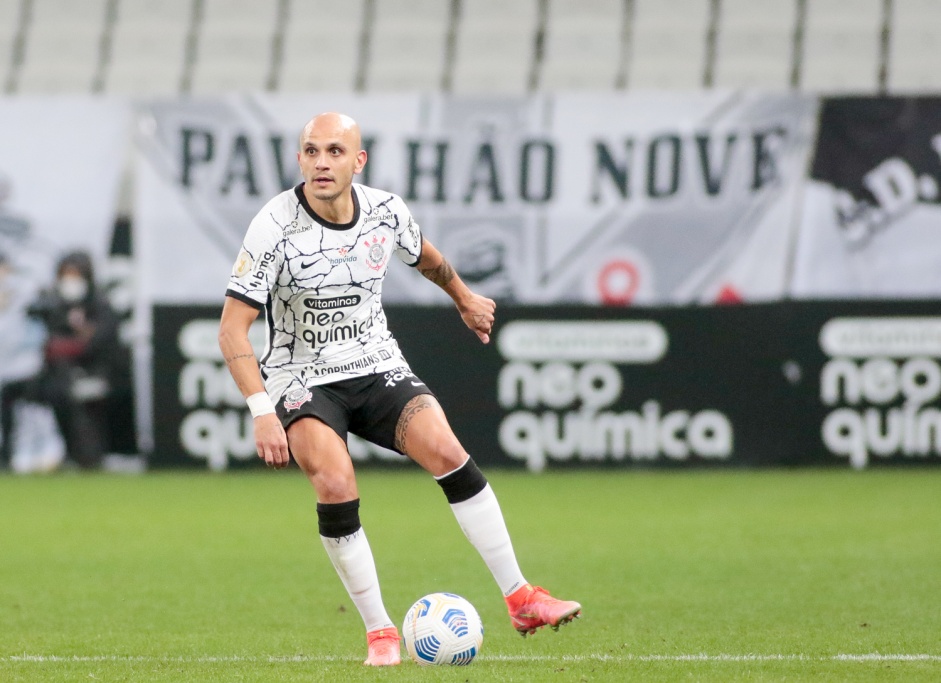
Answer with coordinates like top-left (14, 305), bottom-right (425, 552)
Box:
top-left (792, 97), bottom-right (941, 299)
top-left (134, 92), bottom-right (817, 307)
top-left (0, 96), bottom-right (130, 383)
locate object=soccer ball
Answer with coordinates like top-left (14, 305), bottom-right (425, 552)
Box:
top-left (402, 592), bottom-right (484, 666)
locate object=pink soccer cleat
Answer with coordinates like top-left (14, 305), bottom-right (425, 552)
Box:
top-left (364, 626), bottom-right (401, 666)
top-left (505, 584), bottom-right (582, 636)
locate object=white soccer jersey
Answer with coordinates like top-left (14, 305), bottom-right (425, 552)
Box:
top-left (226, 183), bottom-right (423, 402)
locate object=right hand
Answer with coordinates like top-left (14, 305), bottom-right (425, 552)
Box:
top-left (254, 413), bottom-right (290, 468)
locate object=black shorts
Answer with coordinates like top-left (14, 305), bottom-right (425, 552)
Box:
top-left (274, 368), bottom-right (435, 454)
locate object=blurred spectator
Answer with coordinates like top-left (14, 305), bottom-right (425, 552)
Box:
top-left (1, 251), bottom-right (123, 469)
top-left (0, 173), bottom-right (65, 472)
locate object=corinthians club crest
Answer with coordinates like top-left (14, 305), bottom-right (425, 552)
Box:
top-left (282, 386), bottom-right (312, 411)
top-left (363, 235), bottom-right (388, 271)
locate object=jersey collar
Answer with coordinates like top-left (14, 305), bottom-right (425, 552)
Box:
top-left (294, 183), bottom-right (361, 231)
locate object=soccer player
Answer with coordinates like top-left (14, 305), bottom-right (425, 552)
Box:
top-left (218, 112), bottom-right (581, 666)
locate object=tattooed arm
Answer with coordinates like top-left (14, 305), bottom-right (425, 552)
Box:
top-left (219, 296), bottom-right (289, 468)
top-left (219, 297), bottom-right (266, 397)
top-left (417, 237), bottom-right (496, 344)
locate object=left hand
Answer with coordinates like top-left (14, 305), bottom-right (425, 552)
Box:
top-left (67, 307), bottom-right (96, 342)
top-left (67, 307), bottom-right (87, 331)
top-left (458, 293), bottom-right (496, 344)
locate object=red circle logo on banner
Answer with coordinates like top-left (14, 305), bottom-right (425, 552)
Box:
top-left (597, 260), bottom-right (640, 305)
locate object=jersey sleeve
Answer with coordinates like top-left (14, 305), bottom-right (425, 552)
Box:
top-left (225, 213), bottom-right (282, 309)
top-left (393, 198), bottom-right (423, 267)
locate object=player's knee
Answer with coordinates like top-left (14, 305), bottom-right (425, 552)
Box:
top-left (311, 468), bottom-right (357, 503)
top-left (405, 430), bottom-right (467, 472)
top-left (435, 456), bottom-right (488, 504)
top-left (436, 440), bottom-right (469, 472)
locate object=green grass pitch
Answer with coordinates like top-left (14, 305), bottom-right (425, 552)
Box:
top-left (1, 467), bottom-right (940, 682)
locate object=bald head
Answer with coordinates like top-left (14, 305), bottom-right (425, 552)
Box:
top-left (297, 112), bottom-right (368, 213)
top-left (299, 112), bottom-right (362, 151)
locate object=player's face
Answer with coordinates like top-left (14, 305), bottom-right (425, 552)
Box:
top-left (297, 116), bottom-right (367, 203)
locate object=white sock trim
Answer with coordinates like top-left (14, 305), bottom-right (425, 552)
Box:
top-left (433, 456), bottom-right (471, 481)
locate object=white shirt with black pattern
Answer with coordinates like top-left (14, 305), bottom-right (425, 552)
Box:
top-left (226, 182), bottom-right (424, 404)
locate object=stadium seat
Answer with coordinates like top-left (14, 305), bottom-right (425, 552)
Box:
top-left (365, 0), bottom-right (451, 91)
top-left (886, 0), bottom-right (941, 92)
top-left (279, 0), bottom-right (365, 92)
top-left (189, 0), bottom-right (280, 93)
top-left (5, 0), bottom-right (935, 100)
top-left (801, 0), bottom-right (883, 92)
top-left (628, 0), bottom-right (711, 89)
top-left (540, 0), bottom-right (626, 90)
top-left (15, 0), bottom-right (109, 93)
top-left (450, 0), bottom-right (540, 94)
top-left (105, 0), bottom-right (191, 95)
top-left (713, 0), bottom-right (796, 89)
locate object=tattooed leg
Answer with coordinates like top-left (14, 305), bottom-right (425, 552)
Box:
top-left (394, 394), bottom-right (435, 453)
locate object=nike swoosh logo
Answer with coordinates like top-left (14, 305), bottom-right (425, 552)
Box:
top-left (301, 261), bottom-right (315, 269)
top-left (411, 381), bottom-right (425, 387)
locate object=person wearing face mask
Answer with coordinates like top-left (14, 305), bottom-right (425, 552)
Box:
top-left (6, 250), bottom-right (122, 469)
